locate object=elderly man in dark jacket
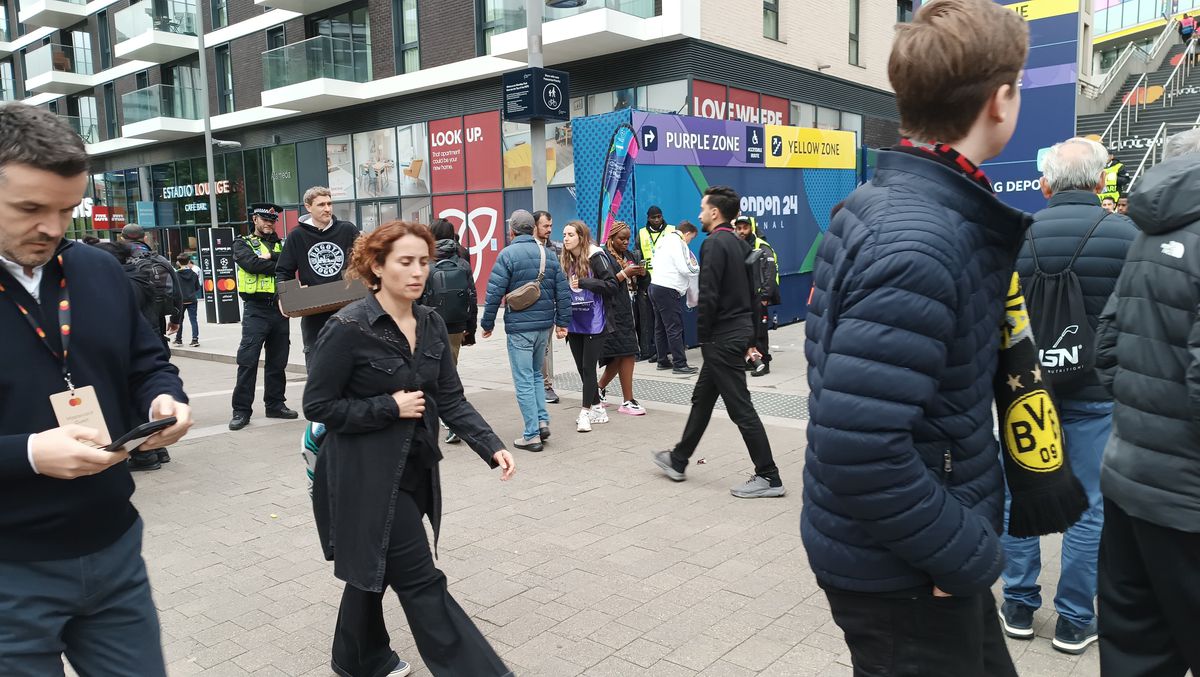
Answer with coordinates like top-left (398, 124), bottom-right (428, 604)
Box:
top-left (999, 137), bottom-right (1137, 655)
top-left (802, 0), bottom-right (1030, 673)
top-left (481, 209), bottom-right (571, 452)
top-left (1094, 130), bottom-right (1200, 676)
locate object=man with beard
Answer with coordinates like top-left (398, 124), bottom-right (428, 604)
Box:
top-left (229, 203), bottom-right (297, 431)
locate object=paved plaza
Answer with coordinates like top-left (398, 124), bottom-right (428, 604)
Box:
top-left (110, 319), bottom-right (1097, 676)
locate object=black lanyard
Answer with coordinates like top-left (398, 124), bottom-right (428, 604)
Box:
top-left (0, 253), bottom-right (75, 391)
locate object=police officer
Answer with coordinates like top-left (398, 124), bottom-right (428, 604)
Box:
top-left (636, 206), bottom-right (675, 362)
top-left (229, 203), bottom-right (297, 430)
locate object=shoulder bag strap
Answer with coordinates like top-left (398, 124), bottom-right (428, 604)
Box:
top-left (536, 241), bottom-right (546, 283)
top-left (1066, 211), bottom-right (1109, 269)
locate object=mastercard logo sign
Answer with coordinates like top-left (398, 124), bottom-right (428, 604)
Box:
top-left (1124, 85), bottom-right (1165, 105)
top-left (204, 279), bottom-right (215, 291)
top-left (217, 279), bottom-right (237, 291)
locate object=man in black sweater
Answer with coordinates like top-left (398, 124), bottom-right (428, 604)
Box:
top-left (0, 103), bottom-right (192, 676)
top-left (651, 185), bottom-right (784, 498)
top-left (274, 186), bottom-right (360, 359)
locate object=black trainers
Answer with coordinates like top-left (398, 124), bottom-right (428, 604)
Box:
top-left (189, 339), bottom-right (199, 347)
top-left (229, 413), bottom-right (251, 431)
top-left (656, 362), bottom-right (673, 371)
top-left (544, 387), bottom-right (560, 404)
top-left (128, 452), bottom-right (162, 472)
top-left (266, 406), bottom-right (299, 420)
top-left (751, 363), bottom-right (770, 377)
top-left (157, 449), bottom-right (171, 464)
top-left (445, 430), bottom-right (460, 444)
top-left (1052, 617), bottom-right (1098, 655)
top-left (998, 601), bottom-right (1035, 639)
top-left (673, 366), bottom-right (698, 375)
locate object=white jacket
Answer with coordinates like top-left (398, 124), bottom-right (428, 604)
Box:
top-left (650, 231), bottom-right (698, 295)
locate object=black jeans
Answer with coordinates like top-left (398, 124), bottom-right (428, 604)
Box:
top-left (1098, 499), bottom-right (1200, 676)
top-left (825, 588), bottom-right (1017, 677)
top-left (332, 476), bottom-right (510, 677)
top-left (567, 332), bottom-right (604, 407)
top-left (753, 302), bottom-right (771, 363)
top-left (649, 283), bottom-right (686, 368)
top-left (670, 331), bottom-right (778, 480)
top-left (634, 290), bottom-right (655, 359)
top-left (232, 299), bottom-right (291, 415)
top-left (301, 310), bottom-right (337, 365)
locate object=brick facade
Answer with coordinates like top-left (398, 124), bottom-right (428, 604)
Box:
top-left (417, 0), bottom-right (476, 69)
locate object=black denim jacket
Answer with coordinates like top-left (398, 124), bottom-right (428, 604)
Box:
top-left (304, 295), bottom-right (502, 592)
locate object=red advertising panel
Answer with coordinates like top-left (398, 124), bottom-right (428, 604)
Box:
top-left (691, 79), bottom-right (728, 120)
top-left (727, 87), bottom-right (762, 123)
top-left (431, 194), bottom-right (481, 298)
top-left (760, 94), bottom-right (789, 126)
top-left (92, 205), bottom-right (113, 230)
top-left (429, 117), bottom-right (465, 194)
top-left (465, 192), bottom-right (505, 300)
top-left (464, 111), bottom-right (502, 192)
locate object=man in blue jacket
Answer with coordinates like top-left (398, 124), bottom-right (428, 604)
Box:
top-left (1000, 137), bottom-right (1136, 655)
top-left (803, 0), bottom-right (1030, 673)
top-left (0, 103), bottom-right (193, 676)
top-left (481, 209), bottom-right (571, 452)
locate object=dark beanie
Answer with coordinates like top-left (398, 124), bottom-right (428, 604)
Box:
top-left (647, 205), bottom-right (663, 217)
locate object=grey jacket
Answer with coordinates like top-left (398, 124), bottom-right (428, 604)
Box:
top-left (1096, 154), bottom-right (1200, 533)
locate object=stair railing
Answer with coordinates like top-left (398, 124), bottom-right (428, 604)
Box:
top-left (1083, 18), bottom-right (1177, 102)
top-left (1100, 72), bottom-right (1148, 146)
top-left (1161, 36), bottom-right (1198, 107)
top-left (1129, 122), bottom-right (1168, 189)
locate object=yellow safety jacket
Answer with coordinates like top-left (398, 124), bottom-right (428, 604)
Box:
top-left (1100, 163), bottom-right (1124, 202)
top-left (637, 225), bottom-right (675, 273)
top-left (236, 236), bottom-right (282, 295)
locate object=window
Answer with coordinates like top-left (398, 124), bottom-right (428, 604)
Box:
top-left (67, 28), bottom-right (93, 74)
top-left (477, 0), bottom-right (522, 56)
top-left (97, 10), bottom-right (112, 71)
top-left (840, 111), bottom-right (863, 145)
top-left (0, 5), bottom-right (8, 42)
top-left (849, 0), bottom-right (860, 66)
top-left (396, 0), bottom-right (419, 73)
top-left (816, 106), bottom-right (840, 130)
top-left (214, 45), bottom-right (233, 114)
top-left (103, 82), bottom-right (118, 139)
top-left (68, 95), bottom-right (98, 143)
top-left (635, 80), bottom-right (688, 114)
top-left (266, 26), bottom-right (285, 51)
top-left (135, 70), bottom-right (149, 90)
top-left (790, 101), bottom-right (815, 128)
top-left (0, 60), bottom-right (14, 101)
top-left (212, 0), bottom-right (228, 29)
top-left (763, 0), bottom-right (779, 40)
top-left (897, 0), bottom-right (913, 23)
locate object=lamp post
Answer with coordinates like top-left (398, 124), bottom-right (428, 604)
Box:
top-left (530, 0), bottom-right (587, 212)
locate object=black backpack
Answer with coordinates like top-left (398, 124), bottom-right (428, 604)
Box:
top-left (129, 251), bottom-right (180, 321)
top-left (425, 257), bottom-right (473, 325)
top-left (1023, 212), bottom-right (1107, 388)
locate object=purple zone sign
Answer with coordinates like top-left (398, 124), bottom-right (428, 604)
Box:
top-left (631, 112), bottom-right (764, 168)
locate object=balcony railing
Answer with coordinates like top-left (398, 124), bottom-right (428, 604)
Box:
top-left (0, 82), bottom-right (16, 102)
top-left (483, 0), bottom-right (656, 32)
top-left (115, 0), bottom-right (199, 41)
top-left (62, 115), bottom-right (99, 144)
top-left (262, 35), bottom-right (371, 90)
top-left (122, 84), bottom-right (202, 124)
top-left (25, 42), bottom-right (94, 78)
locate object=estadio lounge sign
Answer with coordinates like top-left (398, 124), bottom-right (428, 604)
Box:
top-left (161, 180), bottom-right (233, 200)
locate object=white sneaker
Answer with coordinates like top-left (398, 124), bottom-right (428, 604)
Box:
top-left (576, 410), bottom-right (593, 433)
top-left (619, 400), bottom-right (646, 416)
top-left (589, 405), bottom-right (610, 424)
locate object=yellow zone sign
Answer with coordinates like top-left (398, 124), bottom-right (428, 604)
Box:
top-left (1004, 0), bottom-right (1077, 21)
top-left (764, 127), bottom-right (856, 170)
top-left (1003, 390), bottom-right (1064, 473)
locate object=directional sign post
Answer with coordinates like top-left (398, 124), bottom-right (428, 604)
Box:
top-left (502, 67), bottom-right (571, 123)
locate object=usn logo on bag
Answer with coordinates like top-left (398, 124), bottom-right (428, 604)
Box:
top-left (1039, 324), bottom-right (1083, 370)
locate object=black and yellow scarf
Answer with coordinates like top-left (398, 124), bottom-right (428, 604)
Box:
top-left (998, 273), bottom-right (1088, 537)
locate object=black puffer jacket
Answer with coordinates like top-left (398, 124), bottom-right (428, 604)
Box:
top-left (1015, 190), bottom-right (1137, 401)
top-left (1097, 154), bottom-right (1200, 533)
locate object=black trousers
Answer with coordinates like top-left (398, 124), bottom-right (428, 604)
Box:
top-left (1098, 499), bottom-right (1200, 676)
top-left (670, 331), bottom-right (778, 479)
top-left (825, 588), bottom-right (1017, 677)
top-left (634, 289), bottom-right (655, 359)
top-left (753, 302), bottom-right (771, 364)
top-left (567, 332), bottom-right (604, 407)
top-left (649, 284), bottom-right (687, 368)
top-left (332, 476), bottom-right (510, 677)
top-left (232, 299), bottom-right (291, 415)
top-left (301, 311), bottom-right (337, 365)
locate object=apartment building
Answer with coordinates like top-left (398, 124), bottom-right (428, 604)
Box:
top-left (0, 0), bottom-right (903, 252)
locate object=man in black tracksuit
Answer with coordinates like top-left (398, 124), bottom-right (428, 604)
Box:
top-left (274, 187), bottom-right (360, 359)
top-left (651, 185), bottom-right (784, 499)
top-left (1095, 140), bottom-right (1200, 675)
top-left (229, 203), bottom-right (296, 431)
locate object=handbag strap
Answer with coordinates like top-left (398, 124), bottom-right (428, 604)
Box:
top-left (535, 240), bottom-right (545, 283)
top-left (1025, 209), bottom-right (1108, 274)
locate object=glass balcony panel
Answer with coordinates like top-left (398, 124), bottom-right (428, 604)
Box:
top-left (121, 84), bottom-right (202, 124)
top-left (262, 35), bottom-right (371, 90)
top-left (115, 0), bottom-right (199, 42)
top-left (25, 43), bottom-right (95, 78)
top-left (61, 115), bottom-right (99, 143)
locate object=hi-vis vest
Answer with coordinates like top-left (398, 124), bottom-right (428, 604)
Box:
top-left (1101, 163), bottom-right (1124, 201)
top-left (236, 236), bottom-right (282, 295)
top-left (638, 225), bottom-right (675, 273)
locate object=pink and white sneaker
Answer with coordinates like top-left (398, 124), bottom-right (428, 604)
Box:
top-left (618, 400), bottom-right (646, 416)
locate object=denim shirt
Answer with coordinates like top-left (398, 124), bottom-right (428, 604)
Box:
top-left (303, 294), bottom-right (502, 592)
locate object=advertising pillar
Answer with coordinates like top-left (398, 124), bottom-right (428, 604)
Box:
top-left (198, 227), bottom-right (241, 324)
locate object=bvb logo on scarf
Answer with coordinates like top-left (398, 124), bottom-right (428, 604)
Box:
top-left (997, 273), bottom-right (1086, 538)
top-left (1000, 273), bottom-right (1063, 472)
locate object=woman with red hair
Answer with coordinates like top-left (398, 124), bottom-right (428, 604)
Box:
top-left (305, 220), bottom-right (515, 677)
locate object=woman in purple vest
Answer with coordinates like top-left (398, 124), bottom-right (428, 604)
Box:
top-left (560, 221), bottom-right (620, 433)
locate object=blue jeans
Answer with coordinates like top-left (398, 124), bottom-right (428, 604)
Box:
top-left (0, 518), bottom-right (165, 676)
top-left (175, 301), bottom-right (199, 342)
top-left (507, 329), bottom-right (550, 440)
top-left (1002, 399), bottom-right (1112, 627)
